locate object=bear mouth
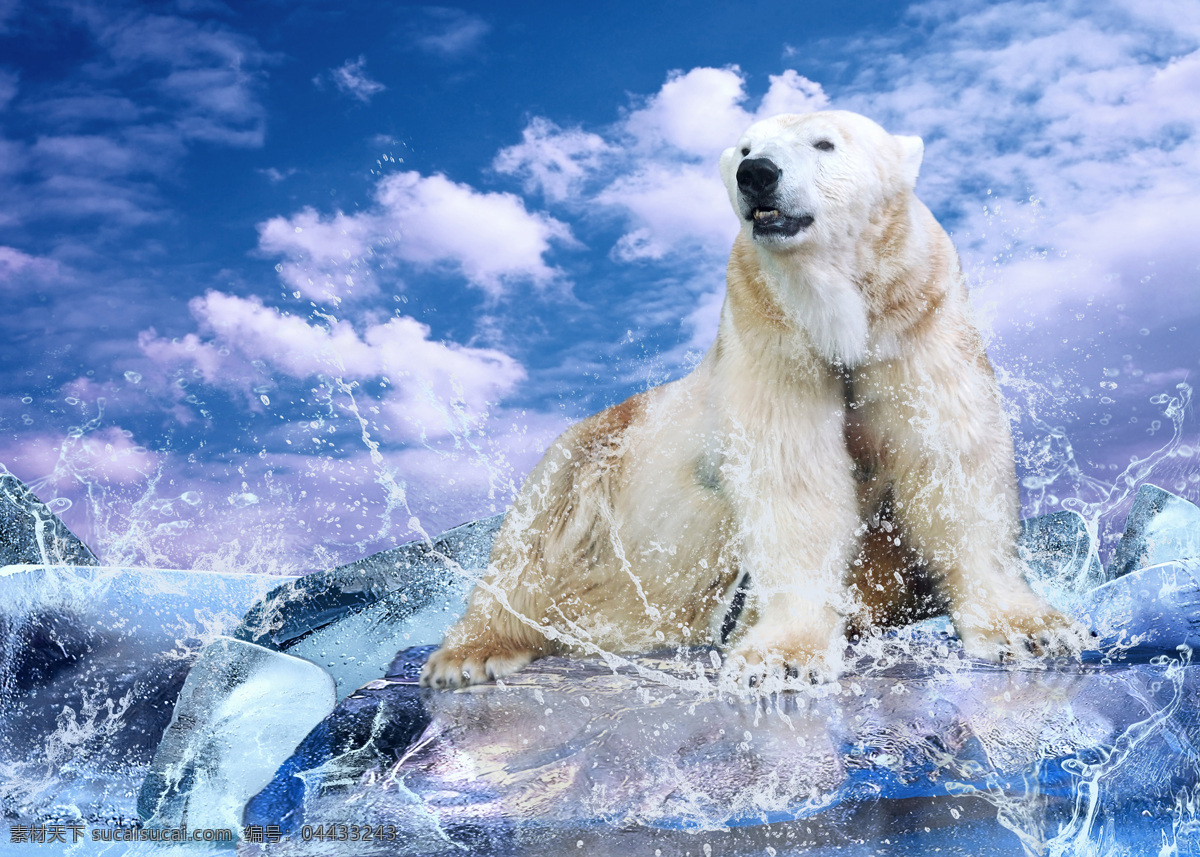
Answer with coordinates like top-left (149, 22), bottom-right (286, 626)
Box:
top-left (749, 208), bottom-right (814, 238)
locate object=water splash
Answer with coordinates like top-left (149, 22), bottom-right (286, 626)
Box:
top-left (1007, 376), bottom-right (1195, 563)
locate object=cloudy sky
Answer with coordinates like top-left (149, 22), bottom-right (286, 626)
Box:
top-left (1, 0), bottom-right (1197, 573)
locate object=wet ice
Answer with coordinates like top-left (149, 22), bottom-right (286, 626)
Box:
top-left (234, 514), bottom-right (501, 697)
top-left (4, 475), bottom-right (1200, 854)
top-left (0, 471), bottom-right (97, 568)
top-left (1108, 483), bottom-right (1200, 578)
top-left (245, 650), bottom-right (1199, 856)
top-left (1018, 508), bottom-right (1108, 599)
top-left (138, 637), bottom-right (335, 836)
top-left (0, 564), bottom-right (297, 827)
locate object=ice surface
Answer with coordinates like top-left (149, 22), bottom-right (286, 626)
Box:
top-left (0, 472), bottom-right (97, 567)
top-left (231, 515), bottom-right (500, 699)
top-left (0, 514), bottom-right (495, 837)
top-left (138, 636), bottom-right (336, 836)
top-left (1107, 483), bottom-right (1200, 579)
top-left (234, 514), bottom-right (502, 650)
top-left (245, 645), bottom-right (1200, 856)
top-left (243, 646), bottom-right (433, 833)
top-left (280, 574), bottom-right (478, 699)
top-left (1075, 559), bottom-right (1200, 652)
top-left (0, 565), bottom-right (296, 825)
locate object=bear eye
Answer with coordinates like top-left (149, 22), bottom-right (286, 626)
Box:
top-left (814, 140), bottom-right (835, 151)
top-left (741, 146), bottom-right (750, 156)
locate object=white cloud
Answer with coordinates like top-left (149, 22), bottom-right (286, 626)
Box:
top-left (260, 171), bottom-right (575, 300)
top-left (983, 187), bottom-right (1200, 321)
top-left (492, 118), bottom-right (611, 202)
top-left (257, 207), bottom-right (378, 301)
top-left (33, 174), bottom-right (161, 224)
top-left (758, 69), bottom-right (831, 117)
top-left (12, 427), bottom-right (159, 486)
top-left (598, 163), bottom-right (734, 262)
top-left (20, 92), bottom-right (142, 127)
top-left (319, 56), bottom-right (387, 104)
top-left (620, 66), bottom-right (828, 159)
top-left (32, 134), bottom-right (148, 176)
top-left (161, 66), bottom-right (265, 147)
top-left (829, 0), bottom-right (1200, 328)
top-left (1, 6), bottom-right (270, 233)
top-left (258, 166), bottom-right (296, 183)
top-left (374, 171), bottom-right (574, 296)
top-left (680, 280), bottom-right (728, 354)
top-left (140, 291), bottom-right (527, 442)
top-left (89, 11), bottom-right (268, 147)
top-left (622, 66), bottom-right (753, 157)
top-left (412, 8), bottom-right (490, 59)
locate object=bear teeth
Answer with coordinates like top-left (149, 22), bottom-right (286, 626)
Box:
top-left (753, 209), bottom-right (779, 222)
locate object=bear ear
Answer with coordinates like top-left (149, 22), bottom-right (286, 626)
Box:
top-left (896, 134), bottom-right (924, 188)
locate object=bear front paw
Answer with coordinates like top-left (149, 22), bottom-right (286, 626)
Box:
top-left (418, 645), bottom-right (537, 689)
top-left (719, 628), bottom-right (843, 692)
top-left (957, 602), bottom-right (1094, 663)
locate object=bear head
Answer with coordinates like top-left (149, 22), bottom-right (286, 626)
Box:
top-left (719, 111), bottom-right (924, 255)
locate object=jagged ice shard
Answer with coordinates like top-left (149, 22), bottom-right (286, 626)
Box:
top-left (4, 477), bottom-right (1200, 855)
top-left (138, 637), bottom-right (336, 836)
top-left (0, 564), bottom-right (300, 830)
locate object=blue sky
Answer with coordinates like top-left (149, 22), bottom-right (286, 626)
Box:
top-left (1, 0), bottom-right (1198, 572)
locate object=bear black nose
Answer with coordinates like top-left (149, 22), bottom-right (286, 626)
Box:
top-left (736, 157), bottom-right (781, 196)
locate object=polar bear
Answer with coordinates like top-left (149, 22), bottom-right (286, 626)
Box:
top-left (420, 110), bottom-right (1085, 690)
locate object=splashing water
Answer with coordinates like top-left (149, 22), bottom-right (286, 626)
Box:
top-left (1007, 374), bottom-right (1196, 564)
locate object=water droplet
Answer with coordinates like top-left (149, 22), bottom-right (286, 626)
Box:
top-left (124, 371), bottom-right (142, 384)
